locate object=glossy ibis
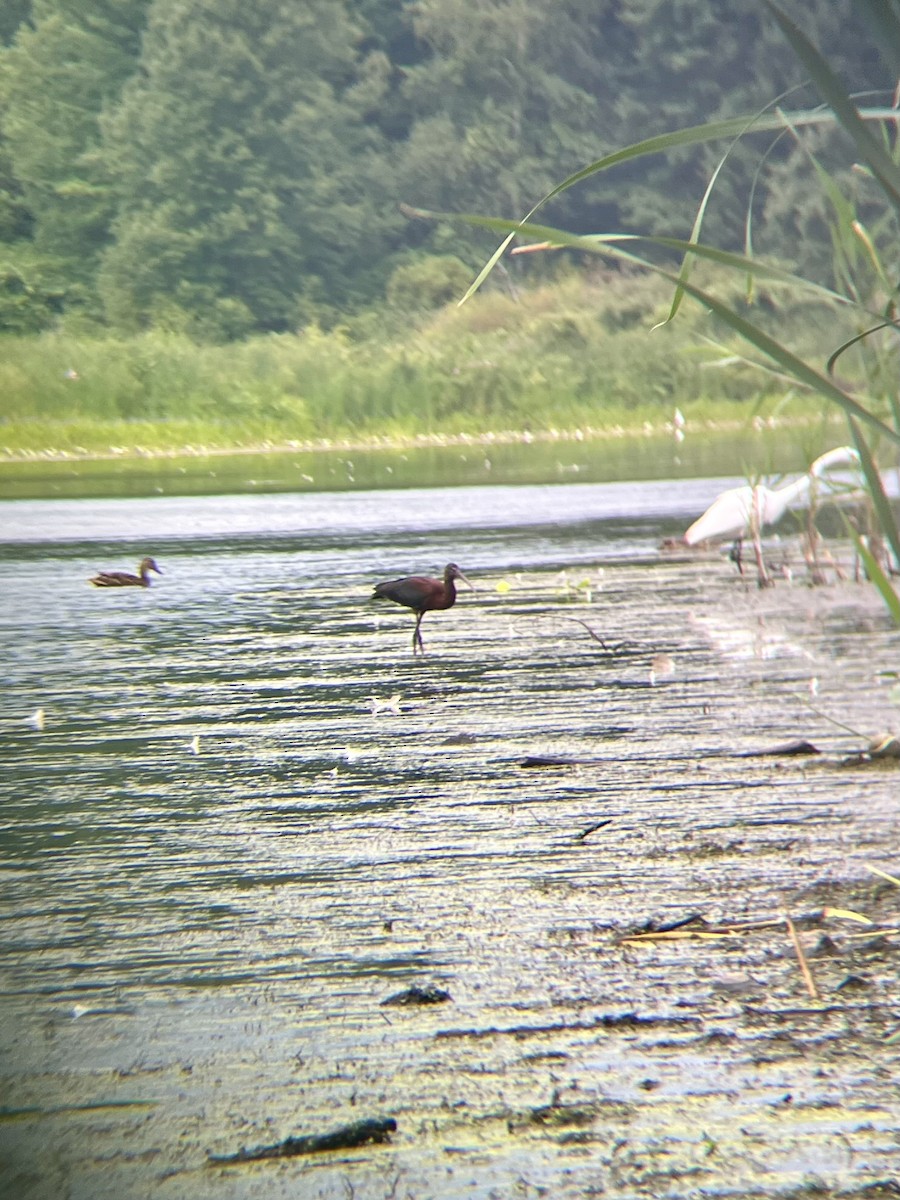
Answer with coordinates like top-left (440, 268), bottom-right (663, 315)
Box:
top-left (372, 563), bottom-right (472, 654)
top-left (90, 557), bottom-right (163, 588)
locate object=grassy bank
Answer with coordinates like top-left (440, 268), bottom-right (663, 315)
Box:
top-left (0, 272), bottom-right (846, 461)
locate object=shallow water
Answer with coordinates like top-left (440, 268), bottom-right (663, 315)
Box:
top-left (0, 424), bottom-right (848, 500)
top-left (2, 480), bottom-right (900, 1199)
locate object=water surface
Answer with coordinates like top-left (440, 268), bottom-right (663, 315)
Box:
top-left (2, 479), bottom-right (898, 1200)
top-left (0, 423), bottom-right (848, 500)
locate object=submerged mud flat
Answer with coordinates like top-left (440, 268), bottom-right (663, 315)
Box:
top-left (2, 514), bottom-right (900, 1199)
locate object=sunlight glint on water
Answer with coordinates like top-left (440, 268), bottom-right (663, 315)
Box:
top-left (2, 476), bottom-right (898, 1200)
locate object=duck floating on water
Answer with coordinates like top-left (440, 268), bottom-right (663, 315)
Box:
top-left (90, 557), bottom-right (162, 588)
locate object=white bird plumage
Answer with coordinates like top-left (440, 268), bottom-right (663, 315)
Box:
top-left (683, 446), bottom-right (861, 547)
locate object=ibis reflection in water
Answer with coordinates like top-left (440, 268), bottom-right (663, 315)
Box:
top-left (372, 563), bottom-right (473, 654)
top-left (90, 557), bottom-right (163, 588)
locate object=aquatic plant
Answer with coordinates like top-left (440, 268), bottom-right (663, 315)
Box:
top-left (440, 1), bottom-right (900, 617)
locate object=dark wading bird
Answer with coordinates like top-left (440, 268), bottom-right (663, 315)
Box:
top-left (90, 557), bottom-right (162, 588)
top-left (372, 563), bottom-right (473, 654)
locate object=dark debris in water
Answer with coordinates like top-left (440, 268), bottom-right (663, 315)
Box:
top-left (381, 984), bottom-right (452, 1007)
top-left (519, 1098), bottom-right (632, 1130)
top-left (435, 1011), bottom-right (698, 1042)
top-left (207, 1116), bottom-right (398, 1165)
top-left (574, 818), bottom-right (613, 841)
top-left (734, 738), bottom-right (821, 757)
top-left (523, 737), bottom-right (823, 768)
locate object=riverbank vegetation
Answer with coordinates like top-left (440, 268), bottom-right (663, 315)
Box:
top-left (453, 1), bottom-right (900, 609)
top-left (0, 269), bottom-right (848, 459)
top-left (0, 2), bottom-right (892, 464)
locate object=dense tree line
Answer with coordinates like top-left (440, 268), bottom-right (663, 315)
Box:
top-left (0, 0), bottom-right (890, 340)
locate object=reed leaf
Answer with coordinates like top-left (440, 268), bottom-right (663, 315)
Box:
top-left (867, 864), bottom-right (900, 887)
top-left (654, 94), bottom-right (799, 328)
top-left (763, 2), bottom-right (900, 213)
top-left (850, 220), bottom-right (896, 296)
top-left (652, 149), bottom-right (729, 330)
top-left (439, 209), bottom-right (900, 443)
top-left (822, 906), bottom-right (875, 924)
top-left (855, 0), bottom-right (900, 75)
top-left (848, 417), bottom-right (900, 565)
top-left (442, 206), bottom-right (894, 329)
top-left (455, 104), bottom-right (900, 308)
top-left (826, 321), bottom-right (900, 385)
top-left (498, 107), bottom-right (900, 213)
top-left (659, 280), bottom-right (898, 445)
top-left (777, 109), bottom-right (867, 298)
top-left (850, 530), bottom-right (900, 625)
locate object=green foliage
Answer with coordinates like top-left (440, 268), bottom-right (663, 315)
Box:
top-left (0, 1), bottom-right (150, 306)
top-left (97, 0), bottom-right (402, 335)
top-left (0, 274), bottom-right (845, 457)
top-left (0, 262), bottom-right (64, 334)
top-left (0, 145), bottom-right (31, 243)
top-left (0, 2), bottom-right (30, 46)
top-left (457, 1), bottom-right (900, 614)
top-left (0, 0), bottom-right (889, 337)
top-left (397, 0), bottom-right (612, 226)
top-left (385, 255), bottom-right (473, 313)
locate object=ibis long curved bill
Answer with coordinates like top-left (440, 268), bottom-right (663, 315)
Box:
top-left (372, 563), bottom-right (472, 654)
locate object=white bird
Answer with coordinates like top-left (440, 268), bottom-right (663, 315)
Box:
top-left (683, 446), bottom-right (861, 547)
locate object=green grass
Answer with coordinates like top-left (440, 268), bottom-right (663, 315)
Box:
top-left (0, 271), bottom-right (850, 459)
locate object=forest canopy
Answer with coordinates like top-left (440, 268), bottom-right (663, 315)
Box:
top-left (0, 0), bottom-right (892, 341)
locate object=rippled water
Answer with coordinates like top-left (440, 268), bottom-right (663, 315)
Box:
top-left (2, 481), bottom-right (692, 1003)
top-left (2, 478), bottom-right (899, 1199)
